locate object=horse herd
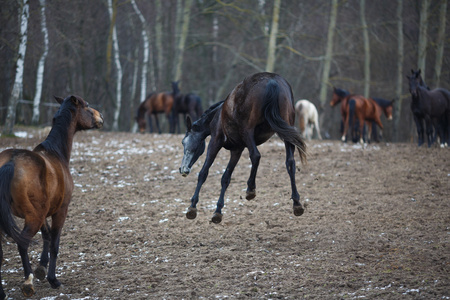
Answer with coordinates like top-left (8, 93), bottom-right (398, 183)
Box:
top-left (0, 70), bottom-right (448, 298)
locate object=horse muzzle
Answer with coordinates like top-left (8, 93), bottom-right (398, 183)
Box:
top-left (179, 166), bottom-right (191, 177)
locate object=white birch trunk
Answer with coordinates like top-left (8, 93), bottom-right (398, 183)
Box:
top-left (265, 0), bottom-right (280, 72)
top-left (32, 0), bottom-right (49, 124)
top-left (108, 0), bottom-right (123, 131)
top-left (3, 0), bottom-right (29, 135)
top-left (319, 0), bottom-right (337, 105)
top-left (360, 0), bottom-right (370, 98)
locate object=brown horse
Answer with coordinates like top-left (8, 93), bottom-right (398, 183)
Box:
top-left (179, 72), bottom-right (307, 224)
top-left (136, 91), bottom-right (175, 133)
top-left (330, 87), bottom-right (352, 138)
top-left (0, 95), bottom-right (103, 298)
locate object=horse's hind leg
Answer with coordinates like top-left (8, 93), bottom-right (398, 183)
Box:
top-left (285, 141), bottom-right (303, 216)
top-left (212, 148), bottom-right (243, 224)
top-left (46, 211), bottom-right (68, 289)
top-left (245, 134), bottom-right (260, 200)
top-left (18, 223), bottom-right (40, 297)
top-left (35, 221), bottom-right (51, 281)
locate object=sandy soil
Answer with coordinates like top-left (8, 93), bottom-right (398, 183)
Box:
top-left (0, 128), bottom-right (448, 299)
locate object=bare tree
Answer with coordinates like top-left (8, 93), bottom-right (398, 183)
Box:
top-left (394, 0), bottom-right (404, 142)
top-left (173, 0), bottom-right (194, 82)
top-left (319, 0), bottom-right (338, 106)
top-left (360, 0), bottom-right (370, 98)
top-left (433, 0), bottom-right (447, 86)
top-left (417, 0), bottom-right (429, 76)
top-left (3, 0), bottom-right (29, 135)
top-left (265, 0), bottom-right (280, 72)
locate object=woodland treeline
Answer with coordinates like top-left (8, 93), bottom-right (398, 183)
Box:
top-left (0, 0), bottom-right (448, 142)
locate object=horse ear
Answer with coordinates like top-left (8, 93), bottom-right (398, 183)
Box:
top-left (418, 69), bottom-right (421, 74)
top-left (411, 69), bottom-right (414, 74)
top-left (54, 96), bottom-right (64, 104)
top-left (186, 115), bottom-right (192, 131)
top-left (391, 98), bottom-right (395, 104)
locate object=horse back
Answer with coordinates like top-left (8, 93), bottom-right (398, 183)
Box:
top-left (0, 149), bottom-right (70, 219)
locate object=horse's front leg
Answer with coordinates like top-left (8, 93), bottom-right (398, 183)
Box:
top-left (46, 211), bottom-right (68, 289)
top-left (0, 239), bottom-right (6, 300)
top-left (425, 117), bottom-right (434, 147)
top-left (186, 141), bottom-right (222, 220)
top-left (413, 114), bottom-right (424, 146)
top-left (212, 148), bottom-right (243, 224)
top-left (34, 221), bottom-right (51, 281)
top-left (341, 116), bottom-right (350, 142)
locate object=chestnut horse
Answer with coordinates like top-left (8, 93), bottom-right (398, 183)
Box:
top-left (179, 72), bottom-right (307, 224)
top-left (295, 99), bottom-right (322, 140)
top-left (136, 91), bottom-right (175, 133)
top-left (171, 81), bottom-right (203, 133)
top-left (407, 69), bottom-right (450, 147)
top-left (0, 95), bottom-right (103, 298)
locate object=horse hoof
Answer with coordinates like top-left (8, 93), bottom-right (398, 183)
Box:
top-left (22, 283), bottom-right (35, 297)
top-left (211, 213), bottom-right (223, 224)
top-left (35, 265), bottom-right (47, 280)
top-left (186, 207), bottom-right (197, 219)
top-left (293, 205), bottom-right (304, 216)
top-left (48, 278), bottom-right (61, 289)
top-left (246, 190), bottom-right (256, 200)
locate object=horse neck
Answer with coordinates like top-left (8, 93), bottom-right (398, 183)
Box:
top-left (34, 113), bottom-right (76, 165)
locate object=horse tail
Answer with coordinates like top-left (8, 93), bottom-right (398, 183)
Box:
top-left (263, 79), bottom-right (307, 163)
top-left (0, 161), bottom-right (28, 247)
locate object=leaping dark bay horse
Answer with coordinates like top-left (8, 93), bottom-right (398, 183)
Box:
top-left (179, 72), bottom-right (307, 224)
top-left (0, 95), bottom-right (103, 298)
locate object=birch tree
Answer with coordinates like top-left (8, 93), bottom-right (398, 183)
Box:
top-left (394, 0), bottom-right (404, 142)
top-left (319, 0), bottom-right (338, 105)
top-left (360, 0), bottom-right (370, 98)
top-left (107, 0), bottom-right (123, 131)
top-left (155, 0), bottom-right (164, 87)
top-left (32, 0), bottom-right (49, 124)
top-left (433, 0), bottom-right (447, 86)
top-left (417, 0), bottom-right (429, 76)
top-left (265, 0), bottom-right (280, 73)
top-left (173, 0), bottom-right (194, 82)
top-left (3, 0), bottom-right (29, 135)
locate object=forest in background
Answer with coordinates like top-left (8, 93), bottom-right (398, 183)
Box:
top-left (0, 0), bottom-right (448, 142)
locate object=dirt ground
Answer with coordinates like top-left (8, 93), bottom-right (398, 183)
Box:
top-left (0, 128), bottom-right (448, 299)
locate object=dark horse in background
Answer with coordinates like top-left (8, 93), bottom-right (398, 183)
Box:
top-left (171, 81), bottom-right (203, 133)
top-left (0, 96), bottom-right (103, 298)
top-left (136, 91), bottom-right (175, 133)
top-left (179, 72), bottom-right (307, 224)
top-left (407, 69), bottom-right (450, 147)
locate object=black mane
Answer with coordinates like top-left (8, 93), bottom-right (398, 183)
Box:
top-left (335, 88), bottom-right (350, 98)
top-left (34, 98), bottom-right (76, 163)
top-left (192, 100), bottom-right (225, 131)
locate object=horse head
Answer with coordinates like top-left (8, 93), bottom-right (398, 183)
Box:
top-left (54, 95), bottom-right (103, 130)
top-left (407, 71), bottom-right (422, 98)
top-left (172, 81), bottom-right (181, 96)
top-left (179, 115), bottom-right (206, 177)
top-left (330, 87), bottom-right (349, 107)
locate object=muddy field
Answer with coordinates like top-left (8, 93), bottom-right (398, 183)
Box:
top-left (0, 128), bottom-right (448, 299)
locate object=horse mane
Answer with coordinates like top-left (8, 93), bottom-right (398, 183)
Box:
top-left (192, 100), bottom-right (224, 131)
top-left (372, 97), bottom-right (392, 108)
top-left (335, 88), bottom-right (350, 98)
top-left (34, 99), bottom-right (76, 163)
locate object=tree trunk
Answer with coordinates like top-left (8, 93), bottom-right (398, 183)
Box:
top-left (417, 0), bottom-right (429, 76)
top-left (108, 0), bottom-right (123, 131)
top-left (433, 0), bottom-right (447, 86)
top-left (265, 0), bottom-right (280, 72)
top-left (360, 0), bottom-right (370, 98)
top-left (3, 0), bottom-right (29, 135)
top-left (173, 0), bottom-right (194, 82)
top-left (155, 0), bottom-right (164, 88)
top-left (394, 0), bottom-right (404, 142)
top-left (32, 0), bottom-right (49, 125)
top-left (319, 0), bottom-right (338, 106)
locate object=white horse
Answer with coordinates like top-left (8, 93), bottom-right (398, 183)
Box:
top-left (295, 99), bottom-right (322, 140)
